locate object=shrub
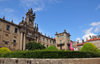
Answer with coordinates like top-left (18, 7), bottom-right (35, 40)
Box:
top-left (1, 50), bottom-right (99, 58)
top-left (44, 46), bottom-right (58, 51)
top-left (0, 47), bottom-right (11, 57)
top-left (26, 41), bottom-right (45, 50)
top-left (80, 43), bottom-right (99, 53)
top-left (0, 47), bottom-right (11, 54)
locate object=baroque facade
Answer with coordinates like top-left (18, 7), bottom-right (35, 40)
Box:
top-left (0, 8), bottom-right (71, 51)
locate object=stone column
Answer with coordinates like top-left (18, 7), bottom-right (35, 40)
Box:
top-left (23, 33), bottom-right (26, 50)
top-left (20, 33), bottom-right (23, 50)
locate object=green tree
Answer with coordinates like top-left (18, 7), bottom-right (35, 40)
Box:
top-left (80, 43), bottom-right (99, 53)
top-left (26, 41), bottom-right (45, 50)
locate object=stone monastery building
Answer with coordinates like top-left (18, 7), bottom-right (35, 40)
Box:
top-left (0, 8), bottom-right (71, 51)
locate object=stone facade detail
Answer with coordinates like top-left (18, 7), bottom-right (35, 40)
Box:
top-left (55, 30), bottom-right (70, 50)
top-left (0, 8), bottom-right (70, 51)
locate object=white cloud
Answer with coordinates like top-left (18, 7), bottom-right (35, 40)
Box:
top-left (76, 38), bottom-right (82, 43)
top-left (94, 27), bottom-right (99, 32)
top-left (83, 33), bottom-right (96, 41)
top-left (90, 22), bottom-right (100, 33)
top-left (90, 22), bottom-right (100, 26)
top-left (4, 8), bottom-right (14, 13)
top-left (85, 27), bottom-right (93, 34)
top-left (82, 22), bottom-right (100, 41)
top-left (19, 0), bottom-right (61, 12)
top-left (81, 22), bottom-right (100, 41)
top-left (82, 27), bottom-right (96, 41)
top-left (34, 8), bottom-right (43, 12)
top-left (0, 8), bottom-right (20, 24)
top-left (76, 22), bottom-right (100, 42)
top-left (96, 4), bottom-right (100, 10)
top-left (48, 0), bottom-right (61, 3)
top-left (0, 8), bottom-right (14, 15)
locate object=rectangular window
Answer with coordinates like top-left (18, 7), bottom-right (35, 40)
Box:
top-left (47, 45), bottom-right (48, 48)
top-left (47, 39), bottom-right (48, 42)
top-left (15, 28), bottom-right (18, 33)
top-left (50, 40), bottom-right (51, 43)
top-left (6, 25), bottom-right (10, 31)
top-left (62, 34), bottom-right (64, 37)
top-left (13, 40), bottom-right (16, 46)
top-left (53, 41), bottom-right (55, 44)
top-left (5, 41), bottom-right (8, 45)
top-left (43, 38), bottom-right (45, 41)
top-left (60, 40), bottom-right (62, 44)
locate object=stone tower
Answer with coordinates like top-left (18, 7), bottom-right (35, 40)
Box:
top-left (55, 30), bottom-right (71, 50)
top-left (25, 8), bottom-right (35, 27)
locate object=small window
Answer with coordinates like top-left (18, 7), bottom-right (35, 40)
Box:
top-left (5, 42), bottom-right (8, 45)
top-left (60, 40), bottom-right (62, 44)
top-left (15, 28), bottom-right (18, 33)
top-left (13, 40), bottom-right (16, 46)
top-left (47, 45), bottom-right (48, 48)
top-left (62, 34), bottom-right (64, 37)
top-left (6, 25), bottom-right (10, 31)
top-left (5, 34), bottom-right (9, 37)
top-left (50, 40), bottom-right (51, 43)
top-left (47, 39), bottom-right (48, 42)
top-left (43, 38), bottom-right (45, 41)
top-left (53, 41), bottom-right (55, 44)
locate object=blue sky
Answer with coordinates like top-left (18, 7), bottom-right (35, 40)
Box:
top-left (0, 0), bottom-right (100, 42)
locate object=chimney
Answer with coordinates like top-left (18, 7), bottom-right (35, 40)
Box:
top-left (3, 16), bottom-right (5, 20)
top-left (11, 20), bottom-right (13, 23)
top-left (56, 32), bottom-right (58, 34)
top-left (64, 29), bottom-right (66, 32)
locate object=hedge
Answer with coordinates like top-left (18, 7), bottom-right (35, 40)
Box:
top-left (0, 50), bottom-right (100, 58)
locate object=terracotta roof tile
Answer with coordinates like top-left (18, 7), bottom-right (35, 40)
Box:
top-left (87, 38), bottom-right (100, 42)
top-left (77, 43), bottom-right (84, 46)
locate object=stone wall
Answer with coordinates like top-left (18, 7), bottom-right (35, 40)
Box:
top-left (0, 58), bottom-right (100, 64)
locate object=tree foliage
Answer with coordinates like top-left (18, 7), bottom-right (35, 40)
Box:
top-left (80, 43), bottom-right (99, 53)
top-left (26, 41), bottom-right (45, 50)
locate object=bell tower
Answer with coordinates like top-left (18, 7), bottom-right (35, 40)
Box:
top-left (25, 8), bottom-right (35, 27)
